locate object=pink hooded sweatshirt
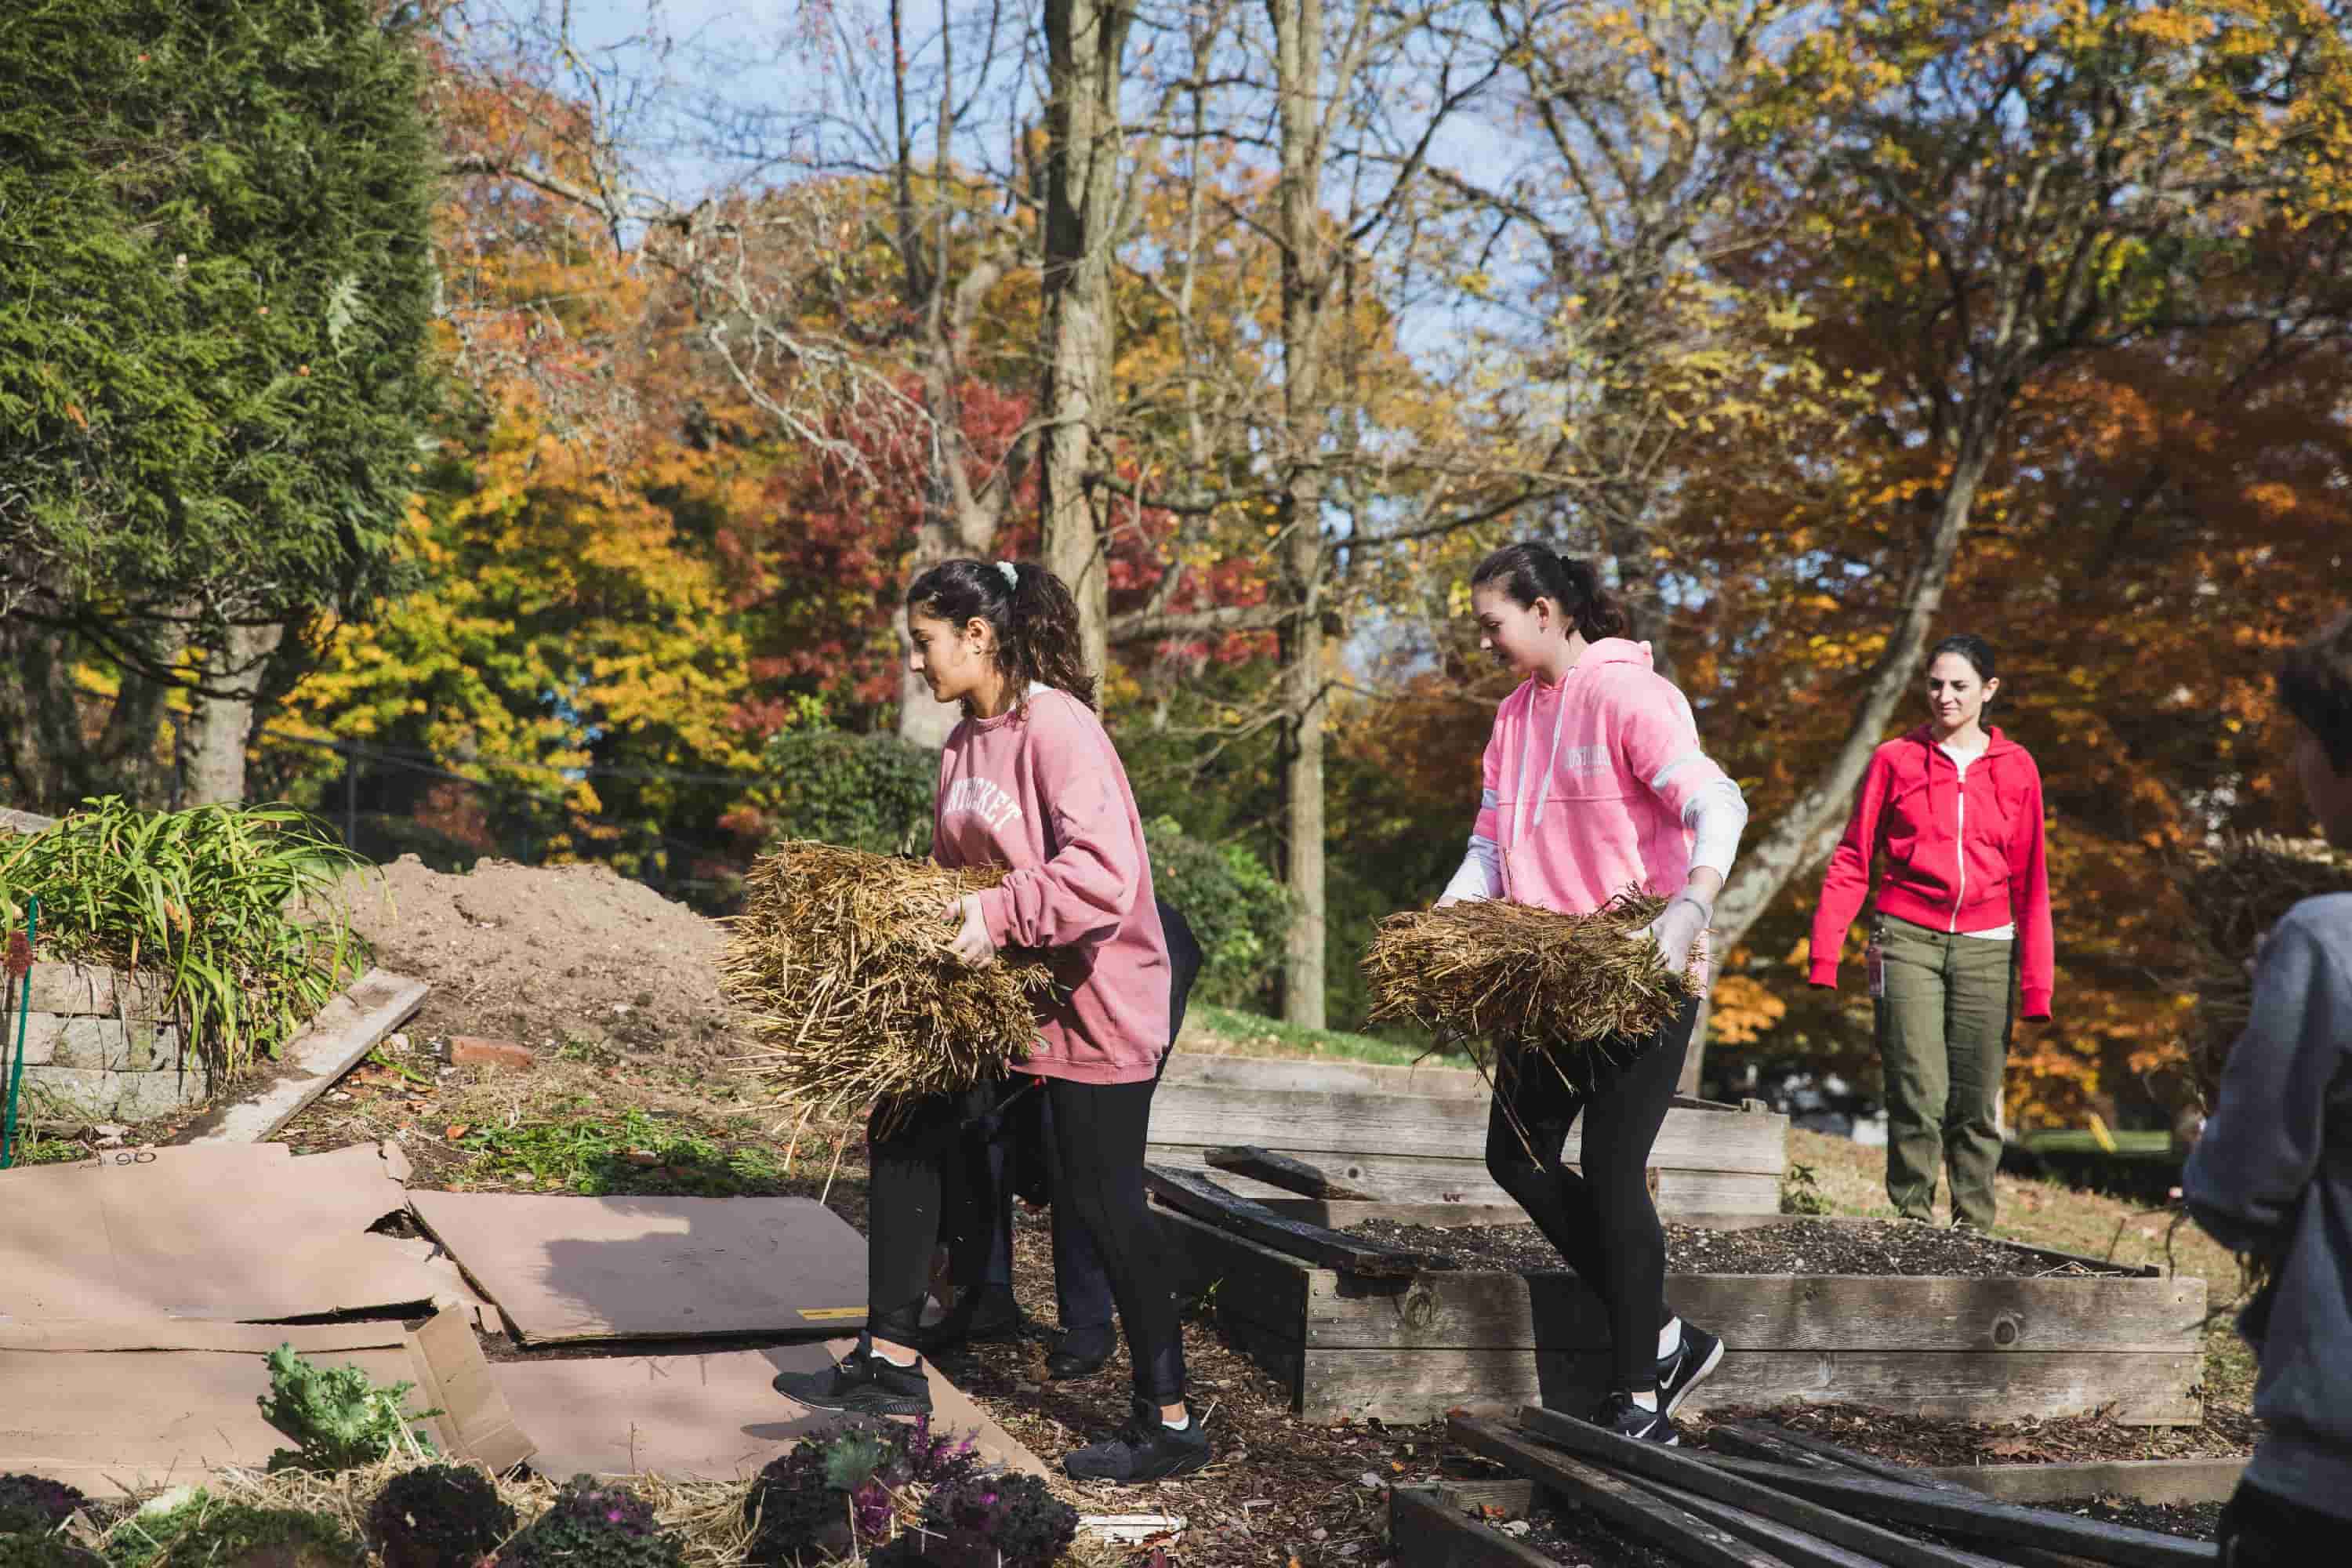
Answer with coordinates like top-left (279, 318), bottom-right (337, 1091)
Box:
top-left (1472, 639), bottom-right (1742, 917)
top-left (932, 687), bottom-right (1171, 1085)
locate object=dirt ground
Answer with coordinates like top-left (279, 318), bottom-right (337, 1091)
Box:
top-left (334, 855), bottom-right (744, 1063)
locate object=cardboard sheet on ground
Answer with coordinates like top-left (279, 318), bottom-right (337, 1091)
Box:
top-left (492, 1342), bottom-right (1044, 1480)
top-left (0, 1306), bottom-right (534, 1495)
top-left (408, 1192), bottom-right (866, 1343)
top-left (0, 1142), bottom-right (450, 1323)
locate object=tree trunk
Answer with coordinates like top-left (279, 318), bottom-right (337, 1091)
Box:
top-left (1675, 420), bottom-right (2000, 1092)
top-left (1270, 0), bottom-right (1333, 1028)
top-left (185, 622), bottom-right (287, 807)
top-left (1039, 0), bottom-right (1132, 684)
top-left (0, 619), bottom-right (84, 809)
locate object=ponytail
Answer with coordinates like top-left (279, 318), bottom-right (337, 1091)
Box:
top-left (906, 558), bottom-right (1100, 712)
top-left (1470, 542), bottom-right (1629, 642)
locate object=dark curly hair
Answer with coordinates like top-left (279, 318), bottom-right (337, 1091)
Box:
top-left (906, 558), bottom-right (1098, 713)
top-left (2280, 610), bottom-right (2352, 774)
top-left (1469, 543), bottom-right (1629, 641)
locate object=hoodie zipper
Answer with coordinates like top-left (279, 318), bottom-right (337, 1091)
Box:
top-left (1950, 759), bottom-right (1966, 934)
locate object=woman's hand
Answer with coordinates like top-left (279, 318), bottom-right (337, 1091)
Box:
top-left (942, 894), bottom-right (997, 967)
top-left (1639, 895), bottom-right (1711, 971)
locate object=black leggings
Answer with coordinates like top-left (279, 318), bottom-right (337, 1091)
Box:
top-left (866, 1074), bottom-right (1186, 1403)
top-left (1483, 995), bottom-right (1698, 1392)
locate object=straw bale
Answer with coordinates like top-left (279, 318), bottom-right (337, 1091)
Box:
top-left (720, 842), bottom-right (1057, 1120)
top-left (2172, 832), bottom-right (2352, 1103)
top-left (1361, 892), bottom-right (1693, 1068)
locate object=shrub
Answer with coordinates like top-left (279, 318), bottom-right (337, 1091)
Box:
top-left (368, 1466), bottom-right (517, 1568)
top-left (257, 1346), bottom-right (434, 1473)
top-left (0, 1475), bottom-right (85, 1536)
top-left (110, 1497), bottom-right (362, 1568)
top-left (1143, 818), bottom-right (1293, 1010)
top-left (0, 1538), bottom-right (102, 1568)
top-left (742, 1421), bottom-right (982, 1568)
top-left (0, 800), bottom-right (368, 1076)
top-left (496, 1479), bottom-right (677, 1568)
top-left (916, 1472), bottom-right (1078, 1568)
top-left (758, 730), bottom-right (937, 858)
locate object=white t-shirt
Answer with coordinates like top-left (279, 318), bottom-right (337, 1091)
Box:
top-left (1940, 740), bottom-right (2015, 940)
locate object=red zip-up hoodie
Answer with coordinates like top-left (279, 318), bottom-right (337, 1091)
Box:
top-left (1809, 725), bottom-right (2054, 1018)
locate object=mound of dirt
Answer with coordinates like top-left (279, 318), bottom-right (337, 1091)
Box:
top-left (336, 855), bottom-right (741, 1062)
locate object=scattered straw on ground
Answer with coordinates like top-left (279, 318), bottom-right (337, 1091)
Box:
top-left (2172, 832), bottom-right (2352, 1102)
top-left (721, 843), bottom-right (1056, 1124)
top-left (96, 1457), bottom-right (754, 1568)
top-left (1362, 892), bottom-right (1689, 1055)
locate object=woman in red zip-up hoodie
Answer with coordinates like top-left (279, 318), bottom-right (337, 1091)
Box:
top-left (1809, 634), bottom-right (2053, 1229)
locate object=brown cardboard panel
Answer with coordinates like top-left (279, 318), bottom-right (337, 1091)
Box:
top-left (0, 1306), bottom-right (533, 1494)
top-left (408, 1192), bottom-right (865, 1343)
top-left (492, 1342), bottom-right (1044, 1481)
top-left (0, 1142), bottom-right (446, 1323)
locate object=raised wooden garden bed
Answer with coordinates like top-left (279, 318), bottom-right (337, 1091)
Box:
top-left (1160, 1184), bottom-right (2206, 1427)
top-left (1151, 1054), bottom-right (1789, 1219)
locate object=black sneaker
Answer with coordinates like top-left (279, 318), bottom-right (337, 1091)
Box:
top-left (1062, 1397), bottom-right (1211, 1481)
top-left (771, 1339), bottom-right (933, 1417)
top-left (1589, 1392), bottom-right (1679, 1445)
top-left (1656, 1322), bottom-right (1724, 1417)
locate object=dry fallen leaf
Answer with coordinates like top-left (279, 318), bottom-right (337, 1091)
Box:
top-left (1985, 1438), bottom-right (2035, 1459)
top-left (446, 1124), bottom-right (470, 1140)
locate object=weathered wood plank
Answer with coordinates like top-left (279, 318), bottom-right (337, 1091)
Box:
top-left (1147, 1142), bottom-right (1783, 1214)
top-left (1301, 1270), bottom-right (2206, 1353)
top-left (1631, 1479), bottom-right (1946, 1568)
top-left (1151, 1084), bottom-right (1788, 1173)
top-left (1450, 1417), bottom-right (1799, 1568)
top-left (1924, 1457), bottom-right (2246, 1508)
top-left (1154, 1206), bottom-right (1320, 1334)
top-left (1388, 1486), bottom-right (1555, 1568)
top-left (1512, 1406), bottom-right (2013, 1568)
top-left (1143, 1167), bottom-right (1454, 1277)
top-left (1694, 1455), bottom-right (2218, 1567)
top-left (1285, 1347), bottom-right (2201, 1426)
top-left (1206, 1145), bottom-right (1383, 1201)
top-left (1162, 1052), bottom-right (1757, 1112)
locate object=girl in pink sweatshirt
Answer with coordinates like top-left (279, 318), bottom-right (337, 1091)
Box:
top-left (771, 557), bottom-right (1206, 1484)
top-left (1440, 542), bottom-right (1750, 1444)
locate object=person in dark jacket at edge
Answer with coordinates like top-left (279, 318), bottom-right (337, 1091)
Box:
top-left (2183, 610), bottom-right (2352, 1565)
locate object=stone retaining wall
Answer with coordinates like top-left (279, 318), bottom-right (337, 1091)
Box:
top-left (10, 962), bottom-right (210, 1122)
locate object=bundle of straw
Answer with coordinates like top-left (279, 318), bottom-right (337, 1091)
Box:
top-left (1362, 891), bottom-right (1693, 1059)
top-left (2172, 832), bottom-right (2352, 1105)
top-left (720, 841), bottom-right (1056, 1120)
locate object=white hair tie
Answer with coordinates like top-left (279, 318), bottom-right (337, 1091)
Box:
top-left (996, 561), bottom-right (1019, 589)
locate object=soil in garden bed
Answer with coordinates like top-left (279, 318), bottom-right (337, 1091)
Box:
top-left (1348, 1217), bottom-right (2134, 1277)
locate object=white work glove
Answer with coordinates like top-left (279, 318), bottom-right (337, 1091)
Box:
top-left (942, 893), bottom-right (998, 967)
top-left (1639, 895), bottom-right (1711, 973)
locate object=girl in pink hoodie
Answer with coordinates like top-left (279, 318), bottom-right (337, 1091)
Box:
top-left (772, 558), bottom-right (1207, 1485)
top-left (1440, 542), bottom-right (1750, 1444)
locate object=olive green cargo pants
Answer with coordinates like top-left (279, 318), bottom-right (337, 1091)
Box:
top-left (1874, 914), bottom-right (2015, 1229)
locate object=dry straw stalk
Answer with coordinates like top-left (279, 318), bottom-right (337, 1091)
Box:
top-left (720, 841), bottom-right (1055, 1121)
top-left (2173, 832), bottom-right (2352, 1104)
top-left (1362, 892), bottom-right (1693, 1066)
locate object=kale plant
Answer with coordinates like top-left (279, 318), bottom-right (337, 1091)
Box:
top-left (258, 1347), bottom-right (437, 1473)
top-left (368, 1465), bottom-right (517, 1568)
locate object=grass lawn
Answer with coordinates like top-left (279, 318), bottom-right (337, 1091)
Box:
top-left (1180, 1002), bottom-right (1475, 1069)
top-left (2027, 1128), bottom-right (2176, 1158)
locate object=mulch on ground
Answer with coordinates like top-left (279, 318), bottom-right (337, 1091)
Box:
top-left (1348, 1217), bottom-right (2132, 1277)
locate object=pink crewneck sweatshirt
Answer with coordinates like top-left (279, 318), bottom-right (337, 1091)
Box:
top-left (933, 687), bottom-right (1171, 1085)
top-left (1472, 639), bottom-right (1739, 916)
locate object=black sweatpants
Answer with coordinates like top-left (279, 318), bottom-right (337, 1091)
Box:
top-left (866, 1073), bottom-right (1186, 1403)
top-left (1483, 995), bottom-right (1699, 1392)
top-left (2219, 1479), bottom-right (2350, 1565)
